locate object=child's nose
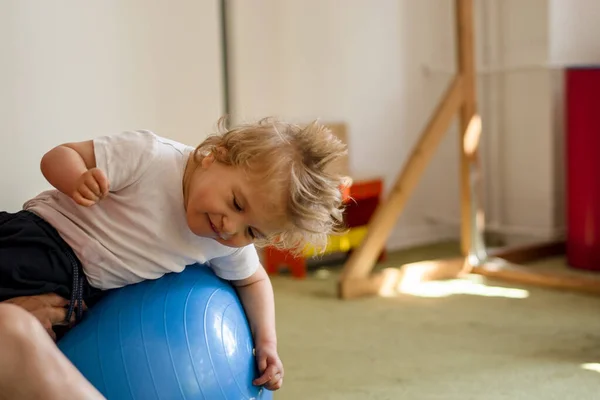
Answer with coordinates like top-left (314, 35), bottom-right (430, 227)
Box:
top-left (222, 214), bottom-right (241, 236)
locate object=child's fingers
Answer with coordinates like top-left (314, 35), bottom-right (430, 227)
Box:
top-left (73, 192), bottom-right (96, 207)
top-left (265, 374), bottom-right (283, 391)
top-left (252, 366), bottom-right (271, 386)
top-left (253, 364), bottom-right (279, 386)
top-left (79, 184), bottom-right (99, 202)
top-left (85, 174), bottom-right (102, 197)
top-left (91, 168), bottom-right (110, 196)
top-left (252, 372), bottom-right (270, 386)
top-left (73, 190), bottom-right (97, 207)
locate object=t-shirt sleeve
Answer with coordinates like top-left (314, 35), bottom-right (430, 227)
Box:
top-left (93, 130), bottom-right (159, 192)
top-left (209, 245), bottom-right (261, 281)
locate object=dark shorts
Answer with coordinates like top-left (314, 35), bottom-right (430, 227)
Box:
top-left (0, 210), bottom-right (102, 308)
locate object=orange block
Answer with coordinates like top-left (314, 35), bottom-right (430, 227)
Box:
top-left (349, 178), bottom-right (383, 200)
top-left (263, 247), bottom-right (307, 279)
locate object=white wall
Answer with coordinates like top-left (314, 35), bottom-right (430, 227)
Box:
top-left (0, 0), bottom-right (223, 211)
top-left (486, 0), bottom-right (558, 242)
top-left (229, 0), bottom-right (461, 249)
top-left (549, 0), bottom-right (600, 66)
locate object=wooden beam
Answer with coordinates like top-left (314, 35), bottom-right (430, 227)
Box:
top-left (456, 0), bottom-right (477, 256)
top-left (489, 241), bottom-right (566, 264)
top-left (339, 76), bottom-right (465, 283)
top-left (339, 258), bottom-right (470, 300)
top-left (340, 253), bottom-right (600, 299)
top-left (473, 259), bottom-right (600, 296)
top-left (338, 270), bottom-right (392, 300)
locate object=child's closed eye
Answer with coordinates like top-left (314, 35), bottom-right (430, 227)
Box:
top-left (233, 195), bottom-right (257, 240)
top-left (233, 195), bottom-right (243, 212)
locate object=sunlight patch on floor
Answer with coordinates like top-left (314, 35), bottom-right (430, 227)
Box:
top-left (581, 363), bottom-right (600, 374)
top-left (314, 269), bottom-right (332, 279)
top-left (398, 274), bottom-right (529, 299)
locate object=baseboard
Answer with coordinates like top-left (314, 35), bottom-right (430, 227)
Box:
top-left (385, 224), bottom-right (458, 252)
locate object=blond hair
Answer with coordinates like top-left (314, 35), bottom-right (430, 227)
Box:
top-left (191, 116), bottom-right (350, 254)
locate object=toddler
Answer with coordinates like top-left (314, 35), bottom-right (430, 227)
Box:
top-left (0, 117), bottom-right (348, 391)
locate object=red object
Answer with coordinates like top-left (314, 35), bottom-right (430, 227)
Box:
top-left (263, 247), bottom-right (307, 278)
top-left (345, 196), bottom-right (380, 228)
top-left (345, 178), bottom-right (383, 227)
top-left (349, 178), bottom-right (383, 200)
top-left (566, 67), bottom-right (600, 271)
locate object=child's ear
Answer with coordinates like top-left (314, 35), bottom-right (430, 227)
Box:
top-left (201, 147), bottom-right (228, 168)
top-left (201, 152), bottom-right (215, 168)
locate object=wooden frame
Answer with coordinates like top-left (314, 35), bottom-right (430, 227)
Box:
top-left (337, 0), bottom-right (600, 299)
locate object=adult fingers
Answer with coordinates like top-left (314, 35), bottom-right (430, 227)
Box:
top-left (39, 293), bottom-right (69, 307)
top-left (43, 306), bottom-right (69, 326)
top-left (48, 326), bottom-right (57, 341)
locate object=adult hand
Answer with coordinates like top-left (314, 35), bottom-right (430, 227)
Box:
top-left (3, 294), bottom-right (82, 341)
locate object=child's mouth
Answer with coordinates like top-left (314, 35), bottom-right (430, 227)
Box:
top-left (209, 219), bottom-right (219, 236)
top-left (209, 217), bottom-right (230, 240)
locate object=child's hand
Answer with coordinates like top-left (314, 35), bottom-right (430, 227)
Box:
top-left (72, 168), bottom-right (109, 207)
top-left (253, 341), bottom-right (284, 391)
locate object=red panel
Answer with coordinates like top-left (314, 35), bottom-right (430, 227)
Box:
top-left (566, 67), bottom-right (600, 271)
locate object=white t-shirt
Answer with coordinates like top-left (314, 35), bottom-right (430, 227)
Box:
top-left (23, 130), bottom-right (260, 290)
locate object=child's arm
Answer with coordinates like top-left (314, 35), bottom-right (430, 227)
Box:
top-left (232, 265), bottom-right (284, 391)
top-left (41, 141), bottom-right (109, 206)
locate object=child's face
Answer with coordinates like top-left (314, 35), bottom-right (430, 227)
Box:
top-left (184, 152), bottom-right (287, 248)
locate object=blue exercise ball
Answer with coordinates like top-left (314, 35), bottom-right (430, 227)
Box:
top-left (58, 265), bottom-right (273, 400)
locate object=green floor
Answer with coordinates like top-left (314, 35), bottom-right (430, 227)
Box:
top-left (272, 241), bottom-right (600, 400)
